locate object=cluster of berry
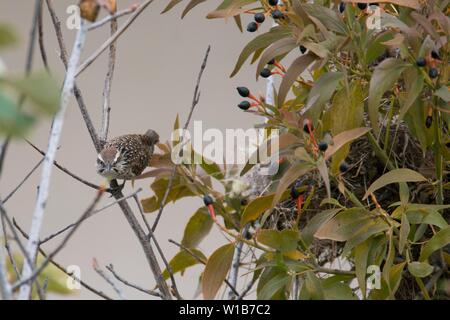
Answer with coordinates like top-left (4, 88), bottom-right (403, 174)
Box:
top-left (246, 0), bottom-right (284, 33)
top-left (416, 50), bottom-right (441, 79)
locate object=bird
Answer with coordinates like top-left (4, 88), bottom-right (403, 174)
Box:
top-left (96, 129), bottom-right (159, 183)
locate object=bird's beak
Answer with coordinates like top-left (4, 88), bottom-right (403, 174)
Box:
top-left (106, 164), bottom-right (112, 172)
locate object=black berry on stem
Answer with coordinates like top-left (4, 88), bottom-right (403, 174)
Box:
top-left (271, 9), bottom-right (283, 19)
top-left (268, 0), bottom-right (278, 6)
top-left (238, 101), bottom-right (251, 110)
top-left (203, 194), bottom-right (214, 206)
top-left (339, 162), bottom-right (349, 173)
top-left (357, 3), bottom-right (367, 10)
top-left (299, 45), bottom-right (307, 54)
top-left (254, 12), bottom-right (265, 23)
top-left (428, 68), bottom-right (438, 79)
top-left (260, 68), bottom-right (272, 78)
top-left (425, 116), bottom-right (433, 128)
top-left (416, 58), bottom-right (426, 67)
top-left (247, 22), bottom-right (258, 32)
top-left (338, 2), bottom-right (346, 13)
top-left (237, 86), bottom-right (250, 97)
top-left (318, 141), bottom-right (328, 152)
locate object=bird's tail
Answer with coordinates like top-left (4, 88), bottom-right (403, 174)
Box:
top-left (144, 129), bottom-right (160, 145)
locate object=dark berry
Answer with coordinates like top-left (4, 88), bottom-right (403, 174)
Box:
top-left (254, 13), bottom-right (265, 23)
top-left (357, 3), bottom-right (367, 10)
top-left (268, 0), bottom-right (278, 6)
top-left (237, 86), bottom-right (250, 97)
top-left (338, 3), bottom-right (346, 13)
top-left (339, 162), bottom-right (349, 173)
top-left (203, 194), bottom-right (214, 206)
top-left (446, 142), bottom-right (450, 148)
top-left (271, 9), bottom-right (283, 19)
top-left (290, 185), bottom-right (300, 199)
top-left (247, 21), bottom-right (258, 33)
top-left (318, 141), bottom-right (328, 152)
top-left (428, 68), bottom-right (438, 79)
top-left (267, 59), bottom-right (275, 65)
top-left (299, 45), bottom-right (307, 54)
top-left (240, 198), bottom-right (248, 206)
top-left (425, 116), bottom-right (433, 128)
top-left (431, 50), bottom-right (441, 60)
top-left (416, 58), bottom-right (426, 67)
top-left (260, 68), bottom-right (272, 78)
top-left (303, 119), bottom-right (313, 134)
top-left (238, 101), bottom-right (251, 110)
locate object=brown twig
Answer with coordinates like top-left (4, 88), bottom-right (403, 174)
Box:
top-left (12, 218), bottom-right (112, 300)
top-left (88, 5), bottom-right (138, 31)
top-left (3, 158), bottom-right (44, 203)
top-left (93, 258), bottom-right (126, 300)
top-left (105, 264), bottom-right (161, 298)
top-left (37, 0), bottom-right (49, 70)
top-left (151, 45), bottom-right (211, 232)
top-left (13, 190), bottom-right (104, 291)
top-left (76, 0), bottom-right (155, 77)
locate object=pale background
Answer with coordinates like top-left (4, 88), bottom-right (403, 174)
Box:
top-left (0, 0), bottom-right (277, 299)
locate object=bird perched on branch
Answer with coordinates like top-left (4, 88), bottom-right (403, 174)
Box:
top-left (96, 129), bottom-right (159, 184)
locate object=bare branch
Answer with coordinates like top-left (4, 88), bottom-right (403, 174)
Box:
top-left (0, 240), bottom-right (12, 300)
top-left (93, 259), bottom-right (126, 300)
top-left (76, 0), bottom-right (155, 77)
top-left (37, 0), bottom-right (49, 70)
top-left (105, 264), bottom-right (161, 298)
top-left (12, 218), bottom-right (112, 300)
top-left (151, 45), bottom-right (211, 232)
top-left (25, 139), bottom-right (103, 191)
top-left (3, 158), bottom-right (44, 203)
top-left (227, 225), bottom-right (249, 299)
top-left (39, 188), bottom-right (143, 245)
top-left (13, 190), bottom-right (104, 292)
top-left (88, 5), bottom-right (138, 31)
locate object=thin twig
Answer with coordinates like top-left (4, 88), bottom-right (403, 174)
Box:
top-left (76, 0), bottom-right (155, 77)
top-left (37, 0), bottom-right (49, 70)
top-left (151, 45), bottom-right (211, 232)
top-left (88, 5), bottom-right (138, 31)
top-left (3, 158), bottom-right (44, 203)
top-left (237, 277), bottom-right (256, 300)
top-left (25, 139), bottom-right (103, 191)
top-left (168, 239), bottom-right (240, 297)
top-left (0, 239), bottom-right (12, 300)
top-left (105, 264), bottom-right (161, 298)
top-left (99, 6), bottom-right (118, 142)
top-left (0, 0), bottom-right (40, 180)
top-left (132, 195), bottom-right (182, 299)
top-left (40, 188), bottom-right (142, 245)
top-left (227, 225), bottom-right (248, 299)
top-left (12, 218), bottom-right (112, 300)
top-left (93, 259), bottom-right (126, 300)
top-left (13, 190), bottom-right (104, 292)
top-left (46, 0), bottom-right (102, 152)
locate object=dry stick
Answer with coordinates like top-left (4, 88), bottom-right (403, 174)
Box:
top-left (45, 0), bottom-right (102, 152)
top-left (132, 195), bottom-right (182, 300)
top-left (76, 0), bottom-right (155, 77)
top-left (99, 8), bottom-right (118, 142)
top-left (25, 140), bottom-right (102, 191)
top-left (37, 0), bottom-right (49, 70)
top-left (168, 239), bottom-right (240, 297)
top-left (105, 264), bottom-right (161, 298)
top-left (227, 225), bottom-right (249, 300)
top-left (3, 158), bottom-right (44, 203)
top-left (39, 189), bottom-right (143, 245)
top-left (151, 45), bottom-right (211, 232)
top-left (93, 259), bottom-right (126, 300)
top-left (0, 201), bottom-right (45, 299)
top-left (12, 218), bottom-right (112, 300)
top-left (0, 0), bottom-right (40, 180)
top-left (88, 5), bottom-right (138, 31)
top-left (13, 191), bottom-right (104, 292)
top-left (0, 236), bottom-right (12, 299)
top-left (237, 278), bottom-right (256, 300)
top-left (46, 0), bottom-right (172, 300)
top-left (1, 215), bottom-right (20, 278)
top-left (18, 18), bottom-right (89, 300)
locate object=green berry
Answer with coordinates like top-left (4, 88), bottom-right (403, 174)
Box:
top-left (237, 87), bottom-right (250, 97)
top-left (247, 22), bottom-right (258, 33)
top-left (254, 13), bottom-right (265, 23)
top-left (260, 68), bottom-right (272, 78)
top-left (238, 101), bottom-right (251, 110)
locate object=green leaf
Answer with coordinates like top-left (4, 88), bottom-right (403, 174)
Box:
top-left (302, 209), bottom-right (341, 246)
top-left (398, 68), bottom-right (424, 121)
top-left (406, 209), bottom-right (448, 230)
top-left (419, 226), bottom-right (450, 262)
top-left (368, 58), bottom-right (408, 134)
top-left (0, 24), bottom-right (16, 48)
top-left (434, 86), bottom-right (450, 103)
top-left (257, 266), bottom-right (288, 300)
top-left (303, 271), bottom-right (324, 300)
top-left (241, 190), bottom-right (291, 227)
top-left (408, 261), bottom-right (433, 278)
top-left (7, 72), bottom-right (60, 115)
top-left (363, 168), bottom-right (427, 200)
top-left (162, 249), bottom-right (206, 280)
top-left (161, 0), bottom-right (184, 13)
top-left (181, 0), bottom-right (206, 18)
top-left (277, 53), bottom-right (316, 107)
top-left (256, 229), bottom-right (300, 252)
top-left (230, 26), bottom-right (291, 77)
top-left (0, 91), bottom-right (35, 136)
top-left (324, 127), bottom-right (371, 160)
top-left (354, 239), bottom-right (371, 299)
top-left (316, 157), bottom-right (330, 198)
top-left (302, 4), bottom-right (347, 35)
top-left (398, 212), bottom-right (410, 254)
top-left (256, 38), bottom-right (297, 79)
top-left (202, 243), bottom-right (234, 299)
top-left (322, 277), bottom-right (357, 300)
top-left (181, 208), bottom-right (213, 249)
